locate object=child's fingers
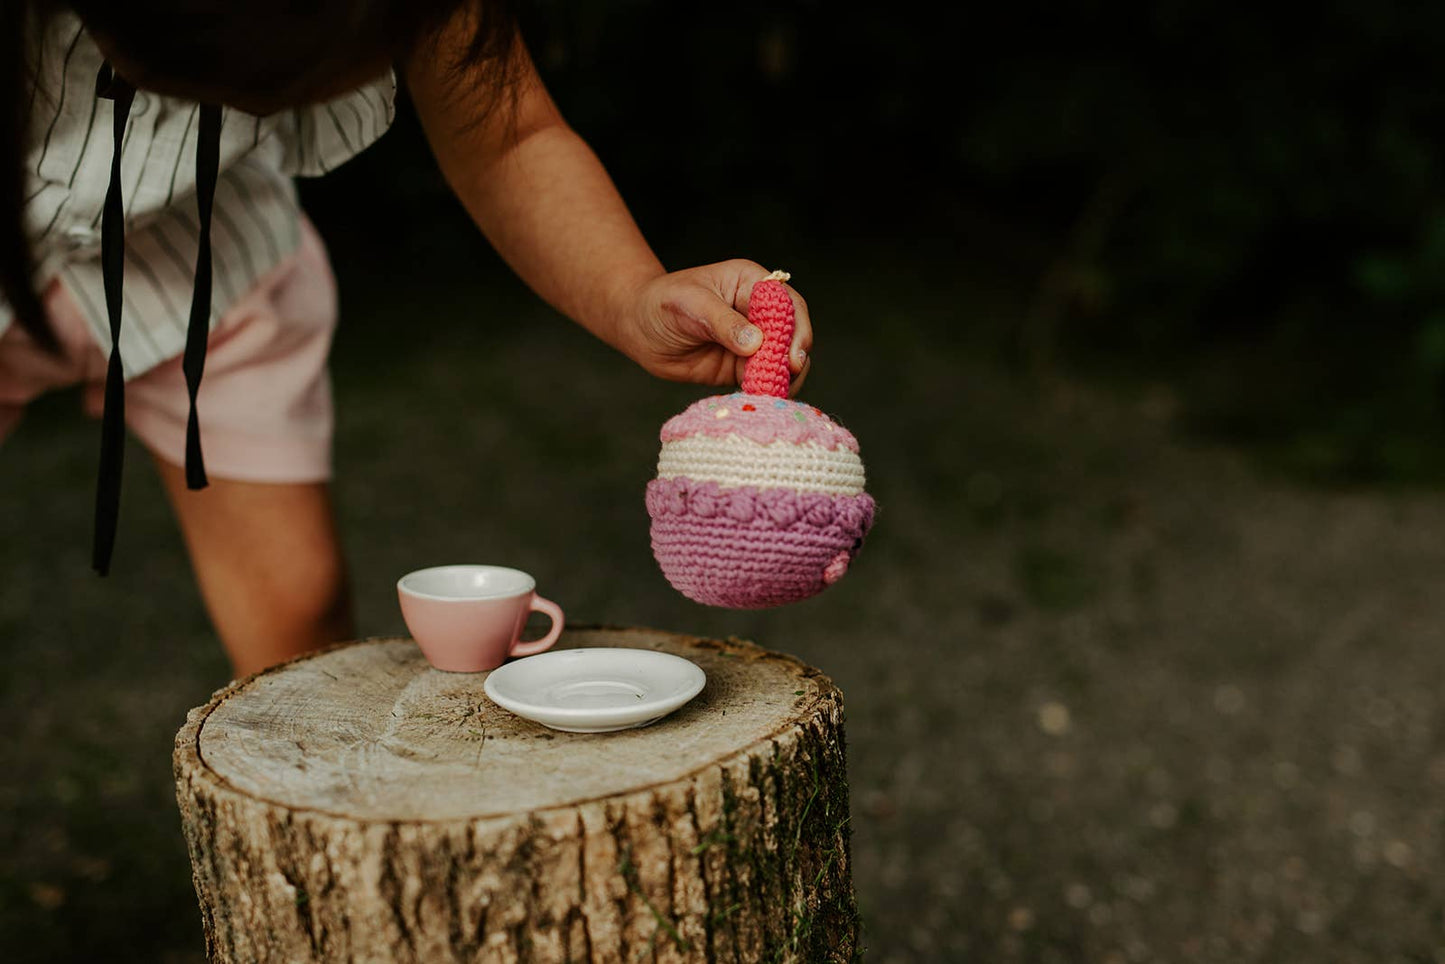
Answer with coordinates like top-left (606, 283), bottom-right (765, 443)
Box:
top-left (787, 288), bottom-right (813, 374)
top-left (714, 305), bottom-right (762, 355)
top-left (727, 261), bottom-right (812, 374)
top-left (787, 353), bottom-right (813, 397)
top-left (662, 284), bottom-right (762, 355)
top-left (693, 289), bottom-right (763, 355)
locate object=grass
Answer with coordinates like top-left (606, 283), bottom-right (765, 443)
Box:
top-left (5, 194), bottom-right (1445, 962)
top-left (616, 846), bottom-right (690, 954)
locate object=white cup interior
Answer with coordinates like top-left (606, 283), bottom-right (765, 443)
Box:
top-left (398, 565), bottom-right (535, 601)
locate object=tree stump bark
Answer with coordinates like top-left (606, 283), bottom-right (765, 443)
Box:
top-left (173, 627), bottom-right (859, 963)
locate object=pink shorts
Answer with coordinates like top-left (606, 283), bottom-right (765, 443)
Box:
top-left (0, 219), bottom-right (336, 482)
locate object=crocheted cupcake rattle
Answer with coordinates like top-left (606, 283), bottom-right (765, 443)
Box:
top-left (645, 271), bottom-right (875, 608)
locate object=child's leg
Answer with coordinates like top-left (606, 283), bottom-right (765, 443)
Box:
top-left (152, 456), bottom-right (353, 678)
top-left (103, 217), bottom-right (348, 677)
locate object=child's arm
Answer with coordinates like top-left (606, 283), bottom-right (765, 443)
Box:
top-left (404, 15), bottom-right (811, 391)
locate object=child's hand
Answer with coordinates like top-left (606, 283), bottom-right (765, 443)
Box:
top-left (621, 260), bottom-right (813, 395)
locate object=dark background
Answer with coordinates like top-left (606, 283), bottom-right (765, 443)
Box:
top-left (310, 0), bottom-right (1445, 484)
top-left (6, 2), bottom-right (1445, 962)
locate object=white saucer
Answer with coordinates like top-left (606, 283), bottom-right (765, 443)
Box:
top-left (483, 648), bottom-right (707, 733)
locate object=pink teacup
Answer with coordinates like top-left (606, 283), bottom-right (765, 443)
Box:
top-left (397, 565), bottom-right (564, 672)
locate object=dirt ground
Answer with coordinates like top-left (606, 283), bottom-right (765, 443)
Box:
top-left (3, 234), bottom-right (1445, 962)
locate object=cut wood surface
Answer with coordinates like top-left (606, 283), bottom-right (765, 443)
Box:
top-left (174, 626), bottom-right (859, 963)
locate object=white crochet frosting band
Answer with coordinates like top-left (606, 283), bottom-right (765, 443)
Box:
top-left (656, 434), bottom-right (867, 496)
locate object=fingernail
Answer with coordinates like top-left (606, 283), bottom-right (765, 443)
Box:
top-left (794, 348), bottom-right (808, 365)
top-left (737, 326), bottom-right (761, 349)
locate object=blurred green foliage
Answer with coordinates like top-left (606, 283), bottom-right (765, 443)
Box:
top-left (528, 0), bottom-right (1445, 482)
top-left (313, 1), bottom-right (1445, 483)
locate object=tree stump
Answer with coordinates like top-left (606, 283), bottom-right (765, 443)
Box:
top-left (173, 627), bottom-right (859, 963)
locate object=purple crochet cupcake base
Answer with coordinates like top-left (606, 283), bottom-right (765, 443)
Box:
top-left (646, 477), bottom-right (876, 609)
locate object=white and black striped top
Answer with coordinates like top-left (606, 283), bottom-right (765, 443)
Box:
top-left (7, 12), bottom-right (395, 378)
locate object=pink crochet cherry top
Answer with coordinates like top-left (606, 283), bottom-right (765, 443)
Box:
top-left (645, 271), bottom-right (875, 609)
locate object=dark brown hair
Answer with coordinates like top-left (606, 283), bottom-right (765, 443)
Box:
top-left (2, 0), bottom-right (527, 349)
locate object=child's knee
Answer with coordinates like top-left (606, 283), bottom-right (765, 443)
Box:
top-left (265, 560), bottom-right (352, 637)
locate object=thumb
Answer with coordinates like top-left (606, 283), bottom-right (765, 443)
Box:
top-left (689, 289), bottom-right (762, 355)
top-left (722, 309), bottom-right (764, 356)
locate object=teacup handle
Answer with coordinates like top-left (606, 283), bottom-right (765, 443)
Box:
top-left (509, 595), bottom-right (564, 657)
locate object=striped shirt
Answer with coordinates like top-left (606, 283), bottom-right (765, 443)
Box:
top-left (6, 12), bottom-right (396, 378)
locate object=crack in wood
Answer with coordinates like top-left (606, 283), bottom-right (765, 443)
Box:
top-left (574, 810), bottom-right (593, 963)
top-left (376, 823), bottom-right (418, 957)
top-left (174, 631), bottom-right (859, 962)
